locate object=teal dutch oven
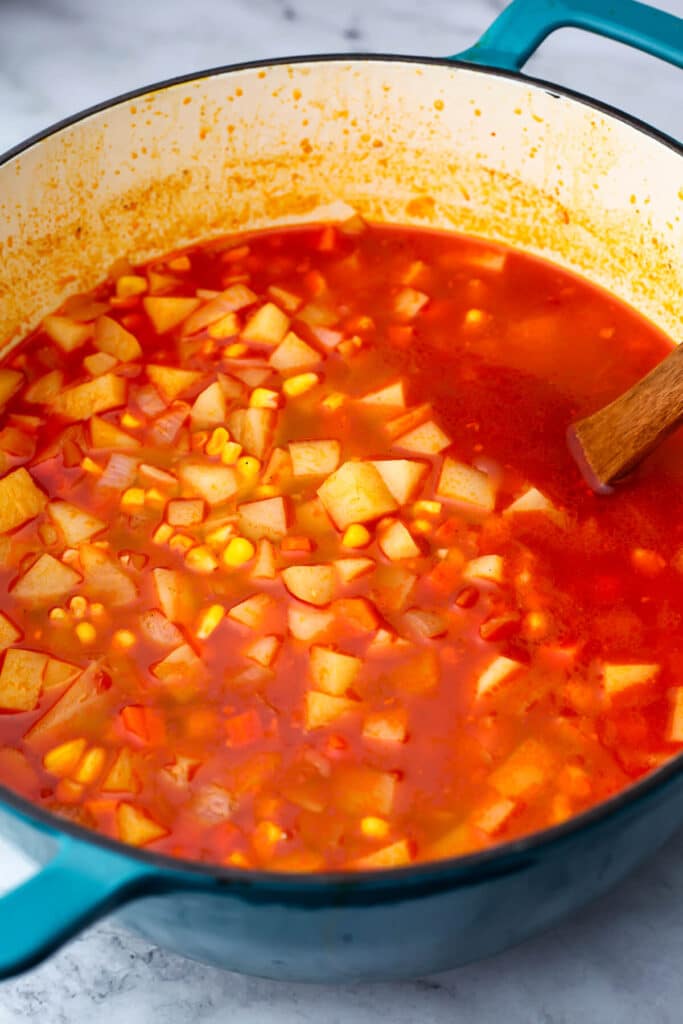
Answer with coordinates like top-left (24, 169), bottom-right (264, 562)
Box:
top-left (0, 0), bottom-right (683, 982)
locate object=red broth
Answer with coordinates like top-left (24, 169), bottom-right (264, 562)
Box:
top-left (0, 221), bottom-right (680, 871)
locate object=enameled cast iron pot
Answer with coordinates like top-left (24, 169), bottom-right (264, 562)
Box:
top-left (0, 0), bottom-right (683, 982)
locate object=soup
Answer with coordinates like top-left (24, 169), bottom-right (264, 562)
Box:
top-left (0, 220), bottom-right (679, 872)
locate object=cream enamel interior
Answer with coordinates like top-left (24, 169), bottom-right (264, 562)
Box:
top-left (0, 58), bottom-right (682, 348)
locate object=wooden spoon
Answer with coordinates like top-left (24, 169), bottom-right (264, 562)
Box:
top-left (568, 344), bottom-right (683, 493)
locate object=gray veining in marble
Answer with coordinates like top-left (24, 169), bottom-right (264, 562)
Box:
top-left (1, 0), bottom-right (683, 1020)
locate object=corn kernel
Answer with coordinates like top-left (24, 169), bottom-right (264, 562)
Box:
top-left (44, 738), bottom-right (87, 777)
top-left (196, 603), bottom-right (226, 640)
top-left (524, 611), bottom-right (551, 638)
top-left (342, 524), bottom-right (371, 548)
top-left (321, 391), bottom-right (345, 411)
top-left (145, 487), bottom-right (167, 509)
top-left (253, 820), bottom-right (284, 850)
top-left (168, 533), bottom-right (194, 554)
top-left (75, 622), bottom-right (97, 645)
top-left (90, 602), bottom-right (106, 619)
top-left (167, 255), bottom-right (191, 272)
top-left (225, 851), bottom-right (251, 868)
top-left (360, 816), bottom-right (390, 839)
top-left (283, 373), bottom-right (319, 398)
top-left (411, 518), bottom-right (432, 535)
top-left (185, 544), bottom-right (219, 574)
top-left (253, 484), bottom-right (279, 499)
top-left (250, 388), bottom-right (280, 410)
top-left (81, 457), bottom-right (102, 476)
top-left (208, 313), bottom-right (240, 339)
top-left (464, 308), bottom-right (489, 328)
top-left (121, 487), bottom-right (145, 512)
top-left (220, 441), bottom-right (242, 465)
top-left (201, 339), bottom-right (217, 356)
top-left (62, 548), bottom-right (80, 566)
top-left (116, 274), bottom-right (147, 299)
top-left (206, 427), bottom-right (230, 457)
top-left (69, 595), bottom-right (88, 619)
top-left (74, 746), bottom-right (106, 784)
top-left (113, 628), bottom-right (137, 649)
top-left (237, 456), bottom-right (261, 479)
top-left (223, 537), bottom-right (256, 567)
top-left (49, 607), bottom-right (68, 622)
top-left (121, 412), bottom-right (142, 429)
top-left (205, 524), bottom-right (235, 547)
top-left (153, 522), bottom-right (174, 545)
top-left (413, 500), bottom-right (442, 517)
top-left (225, 342), bottom-right (248, 358)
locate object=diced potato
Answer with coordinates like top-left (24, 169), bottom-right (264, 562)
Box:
top-left (79, 544), bottom-right (137, 606)
top-left (102, 748), bottom-right (139, 794)
top-left (43, 737), bottom-right (87, 777)
top-left (227, 408), bottom-right (275, 459)
top-left (0, 612), bottom-right (21, 651)
top-left (282, 565), bottom-right (336, 607)
top-left (385, 403), bottom-right (431, 441)
top-left (140, 610), bottom-right (184, 647)
top-left (371, 459), bottom-right (428, 504)
top-left (179, 462), bottom-right (238, 505)
top-left (317, 461), bottom-right (398, 530)
top-left (393, 286), bottom-right (429, 320)
top-left (11, 554), bottom-right (81, 602)
top-left (52, 374), bottom-right (126, 421)
top-left (143, 296), bottom-right (200, 333)
top-left (289, 440), bottom-right (341, 478)
top-left (153, 568), bottom-right (194, 623)
top-left (334, 557), bottom-right (375, 584)
top-left (0, 370), bottom-right (23, 408)
top-left (363, 708), bottom-right (408, 743)
top-left (25, 369), bottom-right (63, 404)
top-left (84, 352), bottom-right (118, 377)
top-left (310, 645), bottom-right (361, 696)
top-left (47, 501), bottom-right (106, 546)
top-left (333, 765), bottom-right (396, 816)
top-left (228, 593), bottom-right (274, 629)
top-left (669, 688), bottom-right (683, 742)
top-left (0, 649), bottom-right (47, 710)
top-left (333, 597), bottom-right (378, 634)
top-left (471, 796), bottom-right (517, 836)
top-left (245, 634), bottom-right (281, 667)
top-left (116, 802), bottom-right (168, 846)
top-left (43, 315), bottom-right (91, 352)
top-left (182, 283), bottom-right (258, 335)
top-left (353, 839), bottom-right (412, 870)
top-left (239, 496), bottom-right (288, 540)
top-left (190, 382), bottom-right (227, 427)
top-left (269, 332), bottom-right (320, 371)
top-left (94, 315), bottom-right (142, 362)
top-left (395, 420), bottom-right (451, 455)
top-left (241, 302), bottom-right (290, 345)
top-left (147, 364), bottom-right (203, 402)
top-left (402, 608), bottom-right (447, 639)
top-left (377, 519), bottom-right (421, 561)
top-left (476, 656), bottom-right (523, 697)
top-left (490, 738), bottom-right (554, 799)
top-left (89, 415), bottom-right (140, 450)
top-left (44, 657), bottom-right (80, 689)
top-left (463, 555), bottom-right (504, 584)
top-left (603, 663), bottom-right (660, 699)
top-left (24, 662), bottom-right (106, 745)
top-left (436, 456), bottom-right (496, 512)
top-left (288, 605), bottom-right (334, 642)
top-left (166, 498), bottom-right (205, 527)
top-left (152, 643), bottom-right (202, 680)
top-left (370, 564), bottom-right (416, 613)
top-left (304, 691), bottom-right (359, 730)
top-left (360, 381), bottom-right (405, 409)
top-left (0, 467), bottom-right (47, 534)
top-left (251, 538), bottom-right (277, 579)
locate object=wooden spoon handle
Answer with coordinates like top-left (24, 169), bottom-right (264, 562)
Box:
top-left (568, 343), bottom-right (683, 492)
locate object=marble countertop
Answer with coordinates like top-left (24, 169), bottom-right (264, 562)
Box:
top-left (1, 0), bottom-right (683, 1020)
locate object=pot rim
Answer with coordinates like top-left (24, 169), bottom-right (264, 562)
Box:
top-left (2, 51), bottom-right (683, 897)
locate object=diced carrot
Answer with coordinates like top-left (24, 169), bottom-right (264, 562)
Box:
top-left (121, 705), bottom-right (166, 745)
top-left (226, 709), bottom-right (263, 747)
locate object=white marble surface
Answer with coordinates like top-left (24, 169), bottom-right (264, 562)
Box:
top-left (1, 0), bottom-right (683, 1020)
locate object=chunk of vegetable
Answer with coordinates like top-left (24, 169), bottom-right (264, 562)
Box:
top-left (228, 593), bottom-right (274, 629)
top-left (360, 381), bottom-right (405, 409)
top-left (282, 565), bottom-right (336, 607)
top-left (395, 420), bottom-right (450, 455)
top-left (0, 370), bottom-right (23, 408)
top-left (143, 296), bottom-right (200, 333)
top-left (11, 554), bottom-right (81, 602)
top-left (153, 568), bottom-right (194, 623)
top-left (289, 440), bottom-right (341, 478)
top-left (117, 802), bottom-right (168, 846)
top-left (43, 315), bottom-right (91, 352)
top-left (0, 467), bottom-right (47, 534)
top-left (47, 501), bottom-right (106, 546)
top-left (305, 691), bottom-right (359, 730)
top-left (476, 656), bottom-right (523, 697)
top-left (241, 303), bottom-right (290, 345)
top-left (371, 459), bottom-right (428, 504)
top-left (490, 739), bottom-right (554, 799)
top-left (52, 374), bottom-right (126, 421)
top-left (190, 382), bottom-right (227, 427)
top-left (269, 332), bottom-right (320, 371)
top-left (603, 663), bottom-right (660, 699)
top-left (79, 544), bottom-right (137, 606)
top-left (288, 605), bottom-right (335, 642)
top-left (463, 555), bottom-right (504, 584)
top-left (317, 461), bottom-right (398, 530)
top-left (179, 463), bottom-right (238, 505)
top-left (89, 415), bottom-right (140, 450)
top-left (310, 646), bottom-right (361, 695)
top-left (377, 519), bottom-right (421, 561)
top-left (436, 457), bottom-right (496, 511)
top-left (239, 496), bottom-right (288, 540)
top-left (94, 316), bottom-right (142, 362)
top-left (353, 839), bottom-right (412, 870)
top-left (0, 612), bottom-right (21, 651)
top-left (334, 557), bottom-right (374, 584)
top-left (0, 649), bottom-right (47, 710)
top-left (227, 408), bottom-right (275, 459)
top-left (147, 365), bottom-right (203, 402)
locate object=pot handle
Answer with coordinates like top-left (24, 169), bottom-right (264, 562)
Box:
top-left (455, 0), bottom-right (683, 72)
top-left (0, 834), bottom-right (160, 978)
